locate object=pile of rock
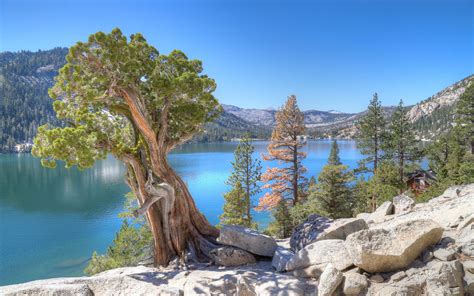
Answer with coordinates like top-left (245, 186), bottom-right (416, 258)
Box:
top-left (1, 184), bottom-right (473, 296)
top-left (270, 184), bottom-right (474, 295)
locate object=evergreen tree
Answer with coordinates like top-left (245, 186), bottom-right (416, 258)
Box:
top-left (32, 29), bottom-right (220, 266)
top-left (258, 95), bottom-right (308, 211)
top-left (224, 135), bottom-right (261, 227)
top-left (218, 182), bottom-right (250, 227)
top-left (385, 100), bottom-right (420, 190)
top-left (266, 199), bottom-right (292, 238)
top-left (310, 141), bottom-right (353, 219)
top-left (356, 93), bottom-right (387, 210)
top-left (328, 140), bottom-right (341, 165)
top-left (455, 82), bottom-right (474, 154)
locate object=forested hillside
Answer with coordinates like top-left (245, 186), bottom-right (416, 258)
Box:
top-left (0, 48), bottom-right (471, 152)
top-left (0, 48), bottom-right (67, 152)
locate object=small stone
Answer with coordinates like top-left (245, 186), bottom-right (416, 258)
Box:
top-left (343, 273), bottom-right (368, 295)
top-left (433, 248), bottom-right (456, 261)
top-left (370, 274), bottom-right (384, 283)
top-left (450, 287), bottom-right (463, 296)
top-left (393, 193), bottom-right (415, 214)
top-left (318, 264), bottom-right (343, 296)
top-left (422, 250), bottom-right (434, 263)
top-left (464, 271), bottom-right (474, 295)
top-left (271, 246), bottom-right (294, 272)
top-left (390, 271), bottom-right (406, 282)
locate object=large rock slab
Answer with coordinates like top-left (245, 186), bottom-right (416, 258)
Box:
top-left (317, 264), bottom-right (343, 296)
top-left (1, 284), bottom-right (93, 296)
top-left (345, 219), bottom-right (443, 273)
top-left (272, 246), bottom-right (294, 272)
top-left (286, 239), bottom-right (353, 274)
top-left (371, 201), bottom-right (395, 223)
top-left (218, 225), bottom-right (277, 257)
top-left (290, 215), bottom-right (367, 251)
top-left (210, 246), bottom-right (256, 267)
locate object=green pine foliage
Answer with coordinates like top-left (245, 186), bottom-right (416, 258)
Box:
top-left (220, 135), bottom-right (262, 228)
top-left (385, 100), bottom-right (421, 190)
top-left (290, 141), bottom-right (353, 221)
top-left (84, 192), bottom-right (153, 275)
top-left (356, 93), bottom-right (387, 174)
top-left (266, 199), bottom-right (292, 238)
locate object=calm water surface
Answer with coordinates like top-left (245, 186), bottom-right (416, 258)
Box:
top-left (0, 140), bottom-right (362, 285)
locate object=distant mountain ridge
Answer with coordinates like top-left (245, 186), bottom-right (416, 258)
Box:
top-left (0, 48), bottom-right (472, 152)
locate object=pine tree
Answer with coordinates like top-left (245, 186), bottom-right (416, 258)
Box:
top-left (225, 135), bottom-right (261, 227)
top-left (267, 199), bottom-right (293, 238)
top-left (356, 93), bottom-right (387, 210)
top-left (310, 141), bottom-right (353, 218)
top-left (328, 140), bottom-right (341, 165)
top-left (218, 182), bottom-right (249, 227)
top-left (385, 100), bottom-right (420, 190)
top-left (258, 95), bottom-right (308, 211)
top-left (455, 82), bottom-right (474, 154)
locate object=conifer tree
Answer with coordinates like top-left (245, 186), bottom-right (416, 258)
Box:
top-left (385, 100), bottom-right (420, 190)
top-left (267, 199), bottom-right (293, 238)
top-left (218, 182), bottom-right (248, 227)
top-left (32, 29), bottom-right (220, 266)
top-left (455, 82), bottom-right (474, 154)
top-left (257, 95), bottom-right (307, 211)
top-left (225, 135), bottom-right (261, 227)
top-left (356, 93), bottom-right (387, 210)
top-left (310, 141), bottom-right (353, 218)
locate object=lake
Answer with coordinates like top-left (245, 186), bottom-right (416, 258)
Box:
top-left (0, 140), bottom-right (363, 285)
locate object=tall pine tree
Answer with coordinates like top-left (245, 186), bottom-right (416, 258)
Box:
top-left (356, 93), bottom-right (387, 210)
top-left (385, 100), bottom-right (420, 191)
top-left (258, 95), bottom-right (308, 210)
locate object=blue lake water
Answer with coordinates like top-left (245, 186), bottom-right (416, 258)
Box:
top-left (0, 140), bottom-right (363, 285)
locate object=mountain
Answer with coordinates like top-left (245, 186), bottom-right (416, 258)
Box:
top-left (0, 48), bottom-right (472, 152)
top-left (222, 104), bottom-right (356, 127)
top-left (0, 48), bottom-right (68, 152)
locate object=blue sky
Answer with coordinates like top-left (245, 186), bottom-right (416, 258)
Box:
top-left (1, 0), bottom-right (472, 112)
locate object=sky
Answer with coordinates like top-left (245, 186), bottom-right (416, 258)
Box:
top-left (1, 0), bottom-right (473, 112)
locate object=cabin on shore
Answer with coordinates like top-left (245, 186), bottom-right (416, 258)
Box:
top-left (406, 169), bottom-right (437, 194)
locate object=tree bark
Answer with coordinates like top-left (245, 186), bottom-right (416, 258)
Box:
top-left (120, 88), bottom-right (219, 266)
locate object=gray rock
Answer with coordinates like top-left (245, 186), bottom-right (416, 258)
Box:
top-left (371, 201), bottom-right (395, 223)
top-left (210, 246), bottom-right (256, 267)
top-left (1, 284), bottom-right (93, 296)
top-left (463, 260), bottom-right (474, 273)
top-left (464, 271), bottom-right (474, 295)
top-left (289, 265), bottom-right (323, 279)
top-left (457, 213), bottom-right (474, 232)
top-left (272, 246), bottom-right (294, 272)
top-left (290, 215), bottom-right (367, 251)
top-left (390, 271), bottom-right (407, 282)
top-left (433, 248), bottom-right (456, 261)
top-left (317, 264), bottom-right (343, 296)
top-left (236, 273), bottom-right (307, 296)
top-left (393, 193), bottom-right (415, 214)
top-left (218, 225), bottom-right (277, 257)
top-left (343, 273), bottom-right (368, 295)
top-left (457, 224), bottom-right (474, 256)
top-left (426, 260), bottom-right (464, 295)
top-left (370, 274), bottom-right (385, 283)
top-left (286, 239), bottom-right (353, 273)
top-left (345, 219), bottom-right (443, 273)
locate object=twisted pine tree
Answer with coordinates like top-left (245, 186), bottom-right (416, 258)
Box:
top-left (32, 29), bottom-right (221, 266)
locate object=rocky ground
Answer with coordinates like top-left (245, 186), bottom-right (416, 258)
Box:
top-left (1, 184), bottom-right (473, 296)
